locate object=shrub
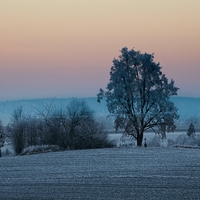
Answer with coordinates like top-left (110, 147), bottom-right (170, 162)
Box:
top-left (147, 135), bottom-right (161, 147)
top-left (175, 134), bottom-right (197, 146)
top-left (187, 123), bottom-right (195, 137)
top-left (2, 148), bottom-right (14, 157)
top-left (167, 139), bottom-right (175, 147)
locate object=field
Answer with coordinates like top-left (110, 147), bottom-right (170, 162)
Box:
top-left (0, 146), bottom-right (200, 200)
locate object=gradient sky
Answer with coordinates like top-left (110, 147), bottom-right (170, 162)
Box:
top-left (1, 0), bottom-right (200, 101)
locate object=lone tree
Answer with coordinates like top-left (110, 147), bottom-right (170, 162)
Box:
top-left (98, 47), bottom-right (179, 146)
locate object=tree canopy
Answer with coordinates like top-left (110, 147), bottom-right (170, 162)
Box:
top-left (98, 47), bottom-right (179, 146)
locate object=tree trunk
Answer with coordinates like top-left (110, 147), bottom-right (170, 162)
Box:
top-left (137, 131), bottom-right (143, 147)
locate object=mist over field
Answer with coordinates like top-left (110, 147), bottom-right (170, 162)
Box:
top-left (0, 97), bottom-right (200, 129)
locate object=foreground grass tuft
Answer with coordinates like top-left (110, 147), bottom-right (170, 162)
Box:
top-left (20, 145), bottom-right (61, 155)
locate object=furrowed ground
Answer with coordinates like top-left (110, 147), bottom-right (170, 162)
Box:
top-left (0, 147), bottom-right (200, 200)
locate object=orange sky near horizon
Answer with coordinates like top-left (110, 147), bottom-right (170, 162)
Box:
top-left (0, 0), bottom-right (200, 101)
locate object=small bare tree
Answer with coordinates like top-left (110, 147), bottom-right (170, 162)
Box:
top-left (187, 123), bottom-right (195, 137)
top-left (7, 107), bottom-right (26, 155)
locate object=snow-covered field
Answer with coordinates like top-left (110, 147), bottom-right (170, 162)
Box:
top-left (0, 146), bottom-right (200, 199)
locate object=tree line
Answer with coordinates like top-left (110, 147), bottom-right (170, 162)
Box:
top-left (2, 99), bottom-right (114, 155)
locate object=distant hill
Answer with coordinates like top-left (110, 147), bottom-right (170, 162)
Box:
top-left (0, 97), bottom-right (108, 125)
top-left (0, 97), bottom-right (200, 127)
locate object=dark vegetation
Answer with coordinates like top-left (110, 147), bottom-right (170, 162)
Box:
top-left (5, 100), bottom-right (115, 155)
top-left (0, 120), bottom-right (5, 157)
top-left (187, 123), bottom-right (195, 137)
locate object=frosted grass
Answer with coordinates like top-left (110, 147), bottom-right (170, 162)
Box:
top-left (0, 147), bottom-right (200, 199)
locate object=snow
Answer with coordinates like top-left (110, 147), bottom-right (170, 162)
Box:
top-left (0, 146), bottom-right (200, 199)
top-left (109, 131), bottom-right (200, 148)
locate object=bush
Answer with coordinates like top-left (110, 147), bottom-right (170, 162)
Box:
top-left (147, 135), bottom-right (161, 147)
top-left (167, 139), bottom-right (175, 147)
top-left (119, 134), bottom-right (135, 147)
top-left (1, 148), bottom-right (14, 157)
top-left (175, 134), bottom-right (197, 146)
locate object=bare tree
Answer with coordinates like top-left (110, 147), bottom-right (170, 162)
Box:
top-left (65, 100), bottom-right (95, 149)
top-left (7, 107), bottom-right (26, 155)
